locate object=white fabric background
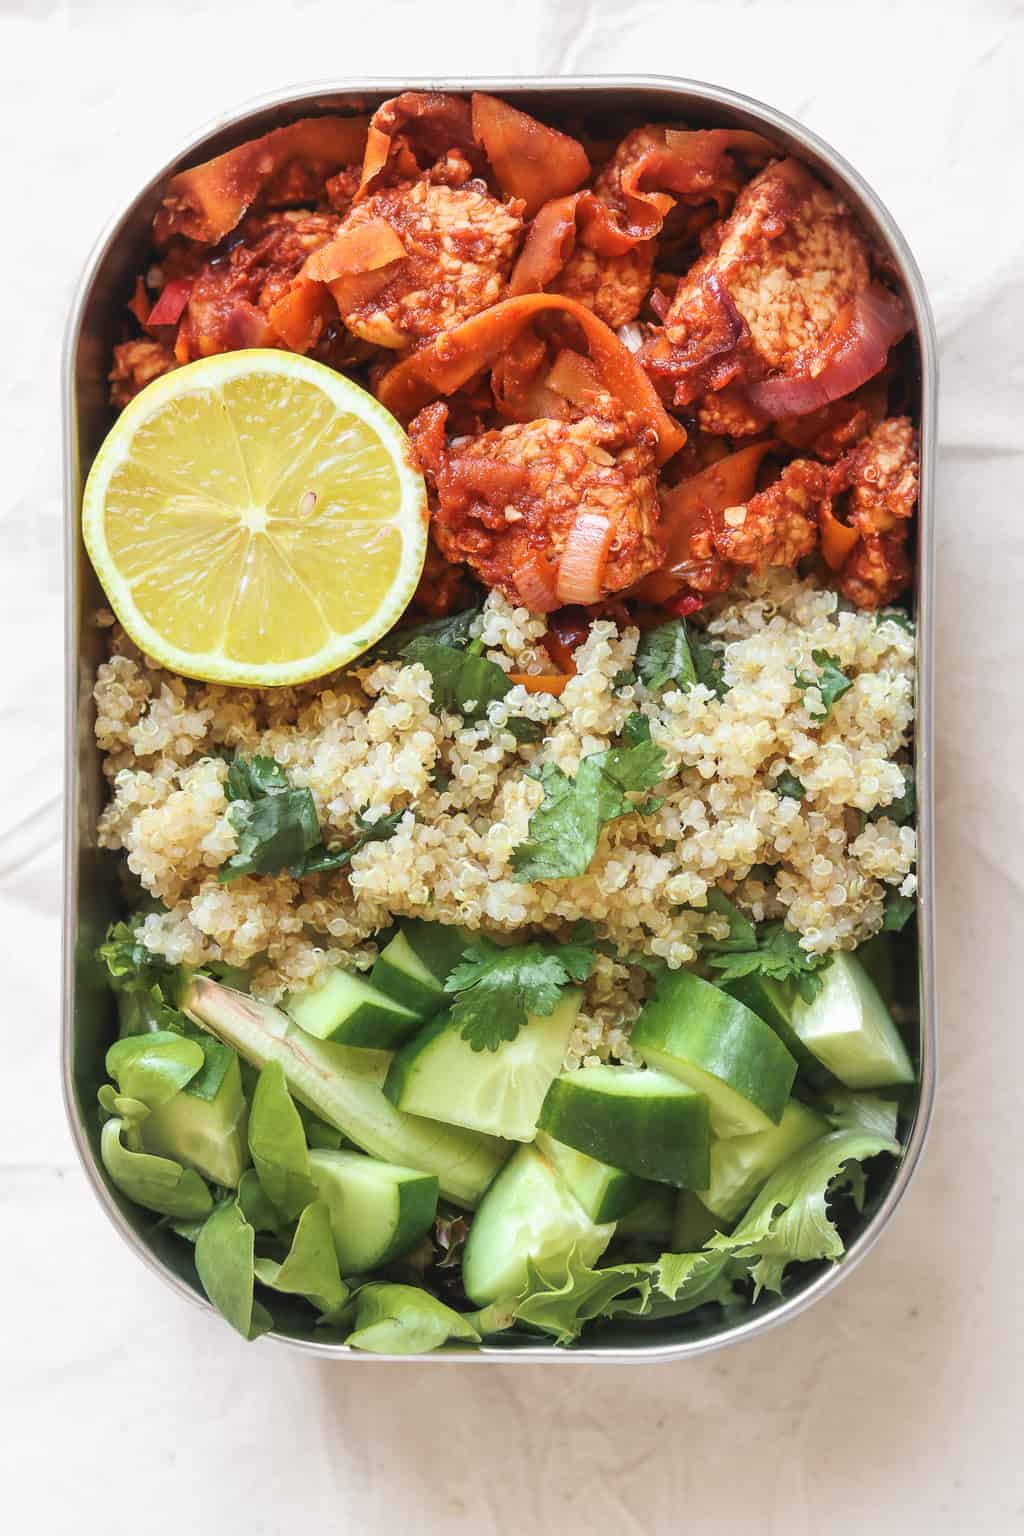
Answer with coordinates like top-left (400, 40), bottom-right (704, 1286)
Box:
top-left (2, 1), bottom-right (1021, 1529)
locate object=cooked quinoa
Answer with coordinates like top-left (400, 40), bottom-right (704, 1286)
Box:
top-left (92, 570), bottom-right (916, 1068)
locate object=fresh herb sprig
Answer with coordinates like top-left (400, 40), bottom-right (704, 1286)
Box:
top-left (219, 755), bottom-right (404, 882)
top-left (511, 740), bottom-right (667, 882)
top-left (444, 932), bottom-right (596, 1052)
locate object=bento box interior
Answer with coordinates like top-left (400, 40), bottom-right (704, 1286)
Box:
top-left (65, 80), bottom-right (929, 1355)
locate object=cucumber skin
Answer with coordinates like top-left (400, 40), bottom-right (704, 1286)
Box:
top-left (617, 1186), bottom-right (677, 1241)
top-left (722, 974), bottom-right (832, 1087)
top-left (308, 1150), bottom-right (438, 1274)
top-left (534, 1131), bottom-right (652, 1223)
top-left (632, 972), bottom-right (797, 1126)
top-left (400, 920), bottom-right (469, 984)
top-left (286, 969), bottom-right (420, 1050)
top-left (538, 1072), bottom-right (711, 1190)
top-left (382, 1010), bottom-right (454, 1111)
top-left (371, 933), bottom-right (445, 1021)
top-left (184, 979), bottom-right (509, 1208)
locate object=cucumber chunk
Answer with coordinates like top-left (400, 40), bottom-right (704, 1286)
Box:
top-left (284, 967), bottom-right (419, 1049)
top-left (535, 1130), bottom-right (651, 1222)
top-left (401, 919), bottom-right (470, 984)
top-left (537, 1064), bottom-right (711, 1189)
top-left (185, 979), bottom-right (509, 1208)
top-left (671, 1190), bottom-right (721, 1249)
top-left (618, 1186), bottom-right (676, 1241)
top-left (789, 952), bottom-right (915, 1089)
top-left (371, 930), bottom-right (446, 1021)
top-left (721, 974), bottom-right (832, 1086)
top-left (141, 1050), bottom-right (249, 1189)
top-left (631, 971), bottom-right (797, 1137)
top-left (700, 1100), bottom-right (828, 1223)
top-left (308, 1149), bottom-right (438, 1274)
top-left (462, 1144), bottom-right (614, 1305)
top-left (383, 993), bottom-right (580, 1143)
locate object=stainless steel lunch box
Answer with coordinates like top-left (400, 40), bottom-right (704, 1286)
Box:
top-left (62, 75), bottom-right (937, 1361)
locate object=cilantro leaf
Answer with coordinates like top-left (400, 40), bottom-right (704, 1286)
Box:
top-left (795, 650), bottom-right (853, 721)
top-left (98, 917), bottom-right (188, 1034)
top-left (689, 630), bottom-right (729, 698)
top-left (366, 606), bottom-right (482, 662)
top-left (635, 620), bottom-right (697, 693)
top-left (706, 1127), bottom-right (900, 1296)
top-left (511, 741), bottom-right (667, 882)
top-left (505, 716), bottom-right (544, 745)
top-left (295, 808), bottom-right (405, 876)
top-left (611, 667), bottom-right (637, 693)
top-left (705, 919), bottom-right (829, 1003)
top-left (360, 604), bottom-right (514, 724)
top-left (882, 890), bottom-right (916, 931)
top-left (702, 889), bottom-right (757, 952)
top-left (444, 933), bottom-right (596, 1052)
top-left (621, 712), bottom-right (652, 747)
top-left (775, 769), bottom-right (805, 801)
top-left (402, 637), bottom-right (512, 722)
top-left (219, 755), bottom-right (404, 881)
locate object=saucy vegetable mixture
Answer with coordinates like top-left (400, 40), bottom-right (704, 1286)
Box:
top-left (88, 91), bottom-right (920, 1352)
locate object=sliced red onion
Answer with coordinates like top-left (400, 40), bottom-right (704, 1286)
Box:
top-left (746, 285), bottom-right (910, 419)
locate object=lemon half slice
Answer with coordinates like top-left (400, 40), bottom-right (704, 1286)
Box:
top-left (83, 350), bottom-right (428, 686)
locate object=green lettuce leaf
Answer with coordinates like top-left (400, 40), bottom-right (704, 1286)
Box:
top-left (511, 740), bottom-right (666, 882)
top-left (444, 933), bottom-right (595, 1051)
top-left (821, 1090), bottom-right (900, 1140)
top-left (344, 1283), bottom-right (482, 1354)
top-left (513, 1247), bottom-right (736, 1345)
top-left (706, 1127), bottom-right (900, 1296)
top-left (247, 1062), bottom-right (316, 1221)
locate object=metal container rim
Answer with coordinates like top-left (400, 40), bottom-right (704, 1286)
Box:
top-left (61, 72), bottom-right (938, 1364)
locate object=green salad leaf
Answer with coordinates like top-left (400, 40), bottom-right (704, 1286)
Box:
top-left (247, 1062), bottom-right (317, 1221)
top-left (705, 917), bottom-right (829, 1003)
top-left (445, 933), bottom-right (595, 1052)
top-left (635, 620), bottom-right (697, 693)
top-left (795, 650), bottom-right (853, 721)
top-left (343, 1283), bottom-right (482, 1354)
top-left (821, 1090), bottom-right (900, 1141)
top-left (253, 1200), bottom-right (348, 1315)
top-left (706, 1127), bottom-right (900, 1296)
top-left (105, 1032), bottom-right (204, 1108)
top-left (100, 1117), bottom-right (213, 1221)
top-left (513, 1246), bottom-right (737, 1345)
top-left (236, 1168), bottom-right (283, 1234)
top-left (195, 1199), bottom-right (273, 1341)
top-left (512, 740), bottom-right (667, 882)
